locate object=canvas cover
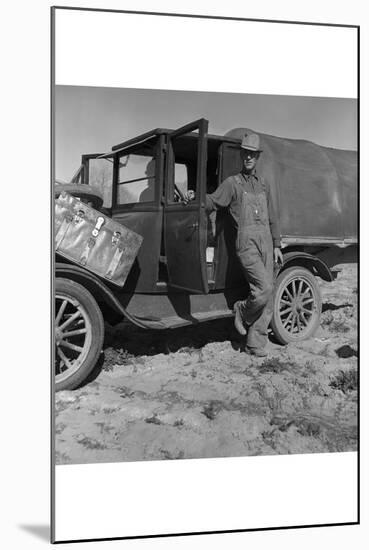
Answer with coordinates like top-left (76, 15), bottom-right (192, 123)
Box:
top-left (225, 128), bottom-right (357, 241)
top-left (55, 192), bottom-right (143, 286)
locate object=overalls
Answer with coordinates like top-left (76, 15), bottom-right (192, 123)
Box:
top-left (235, 174), bottom-right (274, 351)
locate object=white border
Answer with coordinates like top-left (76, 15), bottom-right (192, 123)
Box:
top-left (55, 9), bottom-right (357, 98)
top-left (55, 453), bottom-right (357, 541)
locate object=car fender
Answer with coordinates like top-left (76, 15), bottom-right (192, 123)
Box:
top-left (277, 251), bottom-right (334, 282)
top-left (55, 262), bottom-right (152, 328)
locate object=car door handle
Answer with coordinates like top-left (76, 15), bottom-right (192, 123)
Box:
top-left (186, 222), bottom-right (199, 229)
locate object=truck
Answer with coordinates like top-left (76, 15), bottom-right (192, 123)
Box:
top-left (55, 118), bottom-right (357, 391)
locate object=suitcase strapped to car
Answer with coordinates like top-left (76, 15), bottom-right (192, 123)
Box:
top-left (55, 191), bottom-right (143, 287)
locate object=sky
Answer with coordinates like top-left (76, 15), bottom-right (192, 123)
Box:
top-left (55, 85), bottom-right (357, 181)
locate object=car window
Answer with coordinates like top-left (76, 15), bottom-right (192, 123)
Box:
top-left (117, 154), bottom-right (156, 204)
top-left (88, 158), bottom-right (113, 207)
top-left (166, 133), bottom-right (197, 203)
top-left (174, 163), bottom-right (189, 198)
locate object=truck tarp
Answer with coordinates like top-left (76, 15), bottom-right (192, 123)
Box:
top-left (225, 128), bottom-right (357, 243)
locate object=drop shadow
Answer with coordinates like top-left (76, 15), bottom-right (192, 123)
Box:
top-left (335, 344), bottom-right (357, 358)
top-left (167, 291), bottom-right (199, 323)
top-left (268, 331), bottom-right (286, 345)
top-left (230, 338), bottom-right (247, 352)
top-left (322, 302), bottom-right (353, 312)
top-left (18, 524), bottom-right (50, 542)
top-left (103, 317), bottom-right (237, 358)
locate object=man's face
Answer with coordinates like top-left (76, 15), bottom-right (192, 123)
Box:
top-left (241, 149), bottom-right (260, 172)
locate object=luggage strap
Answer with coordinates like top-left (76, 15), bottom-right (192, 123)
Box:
top-left (79, 237), bottom-right (96, 266)
top-left (79, 216), bottom-right (106, 266)
top-left (105, 246), bottom-right (124, 279)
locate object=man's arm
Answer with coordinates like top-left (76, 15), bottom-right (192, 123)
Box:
top-left (265, 179), bottom-right (283, 264)
top-left (205, 178), bottom-right (235, 212)
top-left (183, 178), bottom-right (235, 211)
top-left (265, 179), bottom-right (281, 248)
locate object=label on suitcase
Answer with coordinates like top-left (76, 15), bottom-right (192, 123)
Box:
top-left (55, 191), bottom-right (143, 287)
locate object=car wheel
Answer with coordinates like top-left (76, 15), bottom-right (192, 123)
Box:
top-left (271, 266), bottom-right (322, 344)
top-left (54, 183), bottom-right (104, 209)
top-left (55, 278), bottom-right (105, 391)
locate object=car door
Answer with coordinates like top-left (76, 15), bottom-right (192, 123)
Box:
top-left (163, 119), bottom-right (209, 294)
top-left (110, 134), bottom-right (165, 292)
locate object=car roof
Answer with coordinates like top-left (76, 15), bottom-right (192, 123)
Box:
top-left (99, 128), bottom-right (241, 158)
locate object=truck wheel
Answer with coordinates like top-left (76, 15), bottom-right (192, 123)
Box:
top-left (271, 267), bottom-right (322, 344)
top-left (55, 278), bottom-right (105, 391)
top-left (54, 183), bottom-right (104, 209)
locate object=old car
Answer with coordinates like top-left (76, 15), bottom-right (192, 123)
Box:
top-left (55, 118), bottom-right (358, 391)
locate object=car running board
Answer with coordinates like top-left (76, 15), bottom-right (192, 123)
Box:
top-left (129, 308), bottom-right (234, 330)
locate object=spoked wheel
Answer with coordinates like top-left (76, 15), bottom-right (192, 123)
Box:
top-left (271, 267), bottom-right (322, 344)
top-left (55, 278), bottom-right (104, 391)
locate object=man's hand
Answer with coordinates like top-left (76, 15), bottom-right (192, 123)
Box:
top-left (274, 247), bottom-right (283, 265)
top-left (182, 190), bottom-right (195, 204)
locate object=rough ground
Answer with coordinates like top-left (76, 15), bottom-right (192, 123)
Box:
top-left (55, 264), bottom-right (357, 464)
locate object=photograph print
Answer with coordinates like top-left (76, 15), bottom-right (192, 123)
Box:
top-left (54, 84), bottom-right (358, 466)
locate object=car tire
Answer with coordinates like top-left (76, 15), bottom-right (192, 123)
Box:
top-left (54, 183), bottom-right (104, 209)
top-left (55, 278), bottom-right (105, 391)
top-left (271, 266), bottom-right (322, 345)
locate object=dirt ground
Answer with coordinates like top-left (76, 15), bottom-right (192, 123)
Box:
top-left (55, 264), bottom-right (358, 465)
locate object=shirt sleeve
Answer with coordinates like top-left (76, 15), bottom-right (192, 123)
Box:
top-left (205, 177), bottom-right (235, 212)
top-left (265, 179), bottom-right (281, 248)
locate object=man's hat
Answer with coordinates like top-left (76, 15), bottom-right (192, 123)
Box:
top-left (240, 133), bottom-right (262, 152)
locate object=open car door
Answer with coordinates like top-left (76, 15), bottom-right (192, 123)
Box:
top-left (164, 119), bottom-right (209, 293)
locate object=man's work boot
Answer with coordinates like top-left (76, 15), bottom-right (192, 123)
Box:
top-left (233, 301), bottom-right (246, 336)
top-left (247, 347), bottom-right (268, 357)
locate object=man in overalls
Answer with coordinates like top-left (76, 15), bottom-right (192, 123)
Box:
top-left (185, 133), bottom-right (283, 356)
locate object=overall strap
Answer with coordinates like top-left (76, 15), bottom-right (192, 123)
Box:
top-left (259, 175), bottom-right (267, 194)
top-left (234, 173), bottom-right (247, 191)
top-left (234, 172), bottom-right (267, 196)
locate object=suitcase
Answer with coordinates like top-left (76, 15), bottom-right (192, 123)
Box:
top-left (55, 191), bottom-right (143, 287)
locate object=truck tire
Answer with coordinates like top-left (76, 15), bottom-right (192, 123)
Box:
top-left (55, 278), bottom-right (105, 391)
top-left (271, 266), bottom-right (322, 345)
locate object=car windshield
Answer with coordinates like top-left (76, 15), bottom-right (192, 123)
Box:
top-left (88, 158), bottom-right (114, 207)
